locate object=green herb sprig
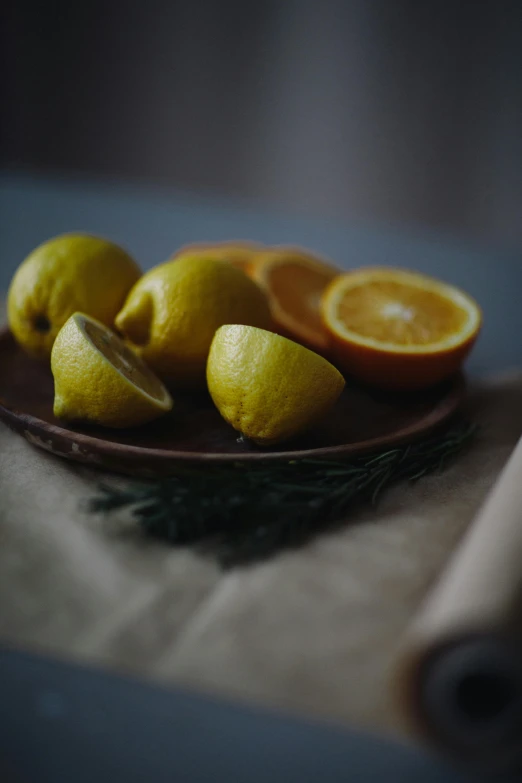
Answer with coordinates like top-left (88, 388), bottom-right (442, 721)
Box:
top-left (90, 420), bottom-right (476, 568)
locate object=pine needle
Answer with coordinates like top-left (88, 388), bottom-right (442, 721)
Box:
top-left (89, 420), bottom-right (477, 568)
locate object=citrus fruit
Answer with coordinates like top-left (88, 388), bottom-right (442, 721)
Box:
top-left (321, 267), bottom-right (482, 391)
top-left (115, 256), bottom-right (272, 388)
top-left (250, 247), bottom-right (339, 353)
top-left (207, 324), bottom-right (345, 445)
top-left (51, 313), bottom-right (172, 428)
top-left (7, 233), bottom-right (141, 359)
top-left (173, 241), bottom-right (264, 275)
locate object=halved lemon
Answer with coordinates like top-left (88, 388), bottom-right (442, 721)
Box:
top-left (172, 240), bottom-right (265, 275)
top-left (51, 313), bottom-right (173, 428)
top-left (321, 267), bottom-right (482, 391)
top-left (250, 247), bottom-right (340, 353)
top-left (207, 325), bottom-right (345, 445)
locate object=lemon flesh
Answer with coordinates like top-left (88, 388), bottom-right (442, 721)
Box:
top-left (115, 255), bottom-right (272, 388)
top-left (51, 313), bottom-right (173, 429)
top-left (207, 325), bottom-right (345, 445)
top-left (8, 233), bottom-right (141, 359)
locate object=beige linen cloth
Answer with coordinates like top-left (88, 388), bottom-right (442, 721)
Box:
top-left (1, 300), bottom-right (521, 738)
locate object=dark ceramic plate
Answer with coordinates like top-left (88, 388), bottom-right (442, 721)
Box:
top-left (0, 328), bottom-right (465, 476)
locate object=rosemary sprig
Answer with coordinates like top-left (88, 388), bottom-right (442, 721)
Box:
top-left (90, 420), bottom-right (476, 568)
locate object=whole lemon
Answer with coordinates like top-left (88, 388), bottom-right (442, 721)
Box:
top-left (115, 256), bottom-right (272, 387)
top-left (8, 234), bottom-right (141, 359)
top-left (207, 324), bottom-right (345, 445)
top-left (51, 313), bottom-right (173, 428)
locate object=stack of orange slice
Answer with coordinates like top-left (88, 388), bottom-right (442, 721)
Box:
top-left (170, 240), bottom-right (482, 391)
top-left (173, 241), bottom-right (263, 275)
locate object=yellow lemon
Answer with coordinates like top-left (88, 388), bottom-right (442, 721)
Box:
top-left (207, 325), bottom-right (345, 445)
top-left (8, 233), bottom-right (141, 359)
top-left (115, 256), bottom-right (272, 387)
top-left (51, 313), bottom-right (172, 428)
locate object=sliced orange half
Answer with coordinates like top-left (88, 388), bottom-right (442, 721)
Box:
top-left (250, 247), bottom-right (340, 353)
top-left (321, 267), bottom-right (482, 391)
top-left (172, 240), bottom-right (264, 275)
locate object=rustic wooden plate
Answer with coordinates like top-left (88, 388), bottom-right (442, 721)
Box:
top-left (0, 327), bottom-right (465, 477)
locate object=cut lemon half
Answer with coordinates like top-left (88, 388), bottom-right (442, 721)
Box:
top-left (172, 240), bottom-right (265, 275)
top-left (321, 267), bottom-right (482, 391)
top-left (250, 247), bottom-right (340, 353)
top-left (207, 325), bottom-right (345, 446)
top-left (51, 313), bottom-right (173, 428)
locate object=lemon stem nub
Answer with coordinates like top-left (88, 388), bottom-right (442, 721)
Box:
top-left (116, 293), bottom-right (153, 347)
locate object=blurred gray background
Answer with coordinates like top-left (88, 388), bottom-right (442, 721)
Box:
top-left (2, 0), bottom-right (522, 247)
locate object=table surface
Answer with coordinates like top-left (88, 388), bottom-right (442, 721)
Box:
top-left (1, 171), bottom-right (521, 783)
